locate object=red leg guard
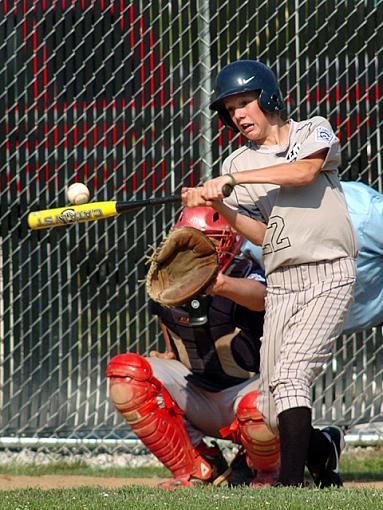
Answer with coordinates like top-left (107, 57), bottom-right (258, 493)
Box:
top-left (233, 391), bottom-right (280, 474)
top-left (106, 353), bottom-right (212, 482)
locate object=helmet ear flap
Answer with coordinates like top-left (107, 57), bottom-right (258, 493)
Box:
top-left (218, 110), bottom-right (238, 132)
top-left (258, 90), bottom-right (285, 113)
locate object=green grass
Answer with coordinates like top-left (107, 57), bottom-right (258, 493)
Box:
top-left (1, 486), bottom-right (382, 510)
top-left (341, 446), bottom-right (383, 481)
top-left (0, 447), bottom-right (382, 509)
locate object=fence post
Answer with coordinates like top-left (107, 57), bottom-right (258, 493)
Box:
top-left (197, 0), bottom-right (212, 181)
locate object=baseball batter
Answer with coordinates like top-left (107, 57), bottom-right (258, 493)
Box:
top-left (182, 60), bottom-right (357, 487)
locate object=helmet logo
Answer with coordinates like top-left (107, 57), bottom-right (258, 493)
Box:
top-left (186, 217), bottom-right (207, 230)
top-left (237, 76), bottom-right (255, 85)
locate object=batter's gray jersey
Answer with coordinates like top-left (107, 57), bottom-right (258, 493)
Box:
top-left (223, 116), bottom-right (358, 275)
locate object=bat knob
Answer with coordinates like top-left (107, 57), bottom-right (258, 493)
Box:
top-left (222, 183), bottom-right (234, 197)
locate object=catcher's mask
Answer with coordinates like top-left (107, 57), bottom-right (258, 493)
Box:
top-left (174, 207), bottom-right (243, 273)
top-left (210, 60), bottom-right (285, 131)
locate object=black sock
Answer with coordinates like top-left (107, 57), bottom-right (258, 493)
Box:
top-left (307, 427), bottom-right (332, 467)
top-left (278, 407), bottom-right (311, 486)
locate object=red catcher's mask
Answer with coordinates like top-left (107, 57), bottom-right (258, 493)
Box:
top-left (174, 207), bottom-right (243, 273)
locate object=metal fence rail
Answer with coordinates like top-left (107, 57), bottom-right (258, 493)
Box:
top-left (0, 0), bottom-right (382, 446)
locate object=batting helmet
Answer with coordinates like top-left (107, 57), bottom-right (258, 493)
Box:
top-left (174, 207), bottom-right (243, 273)
top-left (210, 60), bottom-right (285, 130)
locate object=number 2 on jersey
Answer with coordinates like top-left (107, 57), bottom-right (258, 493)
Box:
top-left (263, 215), bottom-right (291, 254)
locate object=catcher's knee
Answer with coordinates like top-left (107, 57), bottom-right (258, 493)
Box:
top-left (236, 391), bottom-right (280, 472)
top-left (106, 353), bottom-right (213, 481)
top-left (106, 353), bottom-right (160, 422)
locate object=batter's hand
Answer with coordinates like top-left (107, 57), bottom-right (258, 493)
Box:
top-left (181, 186), bottom-right (213, 207)
top-left (201, 175), bottom-right (234, 202)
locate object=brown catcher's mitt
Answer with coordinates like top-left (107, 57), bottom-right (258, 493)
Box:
top-left (146, 226), bottom-right (219, 307)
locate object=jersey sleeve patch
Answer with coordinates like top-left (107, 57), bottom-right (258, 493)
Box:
top-left (315, 126), bottom-right (336, 144)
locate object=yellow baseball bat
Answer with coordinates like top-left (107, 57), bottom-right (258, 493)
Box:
top-left (27, 184), bottom-right (234, 230)
top-left (27, 196), bottom-right (181, 230)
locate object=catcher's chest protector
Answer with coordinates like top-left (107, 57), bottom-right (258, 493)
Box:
top-left (152, 259), bottom-right (264, 391)
top-left (106, 353), bottom-right (212, 481)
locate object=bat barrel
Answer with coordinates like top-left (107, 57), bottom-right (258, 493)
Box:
top-left (27, 202), bottom-right (118, 230)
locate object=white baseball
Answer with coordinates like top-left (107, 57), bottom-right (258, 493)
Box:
top-left (66, 183), bottom-right (90, 205)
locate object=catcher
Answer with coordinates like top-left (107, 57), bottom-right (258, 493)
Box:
top-left (106, 207), bottom-right (280, 489)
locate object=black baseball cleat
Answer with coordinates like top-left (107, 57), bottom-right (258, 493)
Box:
top-left (196, 440), bottom-right (231, 486)
top-left (307, 426), bottom-right (345, 488)
top-left (227, 448), bottom-right (255, 487)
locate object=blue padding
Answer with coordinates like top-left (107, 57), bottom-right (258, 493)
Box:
top-left (341, 181), bottom-right (383, 333)
top-left (241, 181), bottom-right (383, 334)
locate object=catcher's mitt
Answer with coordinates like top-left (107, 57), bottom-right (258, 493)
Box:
top-left (146, 226), bottom-right (219, 307)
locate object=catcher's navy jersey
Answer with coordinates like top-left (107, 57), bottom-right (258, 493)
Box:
top-left (150, 257), bottom-right (265, 392)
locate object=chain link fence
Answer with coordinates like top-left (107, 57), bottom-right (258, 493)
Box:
top-left (1, 0), bottom-right (383, 455)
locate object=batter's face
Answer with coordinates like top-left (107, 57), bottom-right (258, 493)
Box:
top-left (224, 92), bottom-right (273, 143)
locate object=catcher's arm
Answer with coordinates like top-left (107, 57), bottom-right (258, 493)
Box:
top-left (149, 320), bottom-right (176, 359)
top-left (207, 272), bottom-right (266, 312)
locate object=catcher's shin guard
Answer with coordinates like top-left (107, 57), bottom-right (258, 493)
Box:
top-left (225, 391), bottom-right (280, 474)
top-left (106, 353), bottom-right (212, 482)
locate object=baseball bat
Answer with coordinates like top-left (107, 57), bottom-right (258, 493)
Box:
top-left (27, 185), bottom-right (234, 230)
top-left (27, 195), bottom-right (181, 230)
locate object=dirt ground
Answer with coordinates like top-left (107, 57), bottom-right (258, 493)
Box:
top-left (0, 475), bottom-right (382, 490)
top-left (0, 475), bottom-right (165, 490)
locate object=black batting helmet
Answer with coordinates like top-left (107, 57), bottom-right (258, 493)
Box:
top-left (210, 60), bottom-right (285, 130)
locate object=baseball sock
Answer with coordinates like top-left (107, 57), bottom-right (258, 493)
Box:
top-left (277, 407), bottom-right (311, 486)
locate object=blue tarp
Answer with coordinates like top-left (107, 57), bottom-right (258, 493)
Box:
top-left (341, 181), bottom-right (383, 334)
top-left (241, 181), bottom-right (383, 334)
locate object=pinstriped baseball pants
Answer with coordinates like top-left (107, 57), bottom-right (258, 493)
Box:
top-left (257, 257), bottom-right (356, 434)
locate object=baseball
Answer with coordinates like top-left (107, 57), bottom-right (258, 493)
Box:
top-left (66, 183), bottom-right (90, 205)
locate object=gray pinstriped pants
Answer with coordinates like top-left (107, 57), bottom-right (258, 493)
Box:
top-left (257, 257), bottom-right (356, 434)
